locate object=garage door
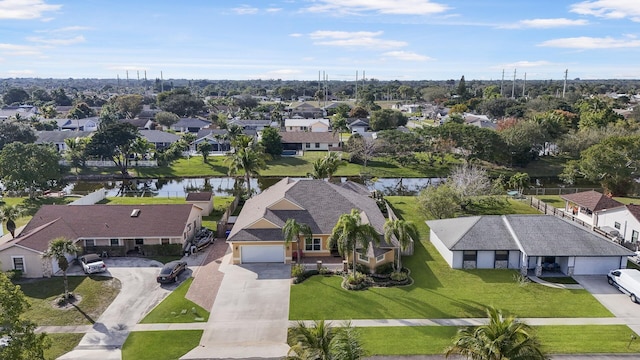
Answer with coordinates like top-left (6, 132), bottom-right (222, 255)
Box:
top-left (574, 256), bottom-right (623, 275)
top-left (241, 245), bottom-right (284, 263)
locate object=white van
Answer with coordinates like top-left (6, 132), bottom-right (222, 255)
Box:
top-left (607, 269), bottom-right (640, 303)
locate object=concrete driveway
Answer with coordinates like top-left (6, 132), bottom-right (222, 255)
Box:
top-left (181, 261), bottom-right (291, 360)
top-left (574, 275), bottom-right (640, 318)
top-left (58, 257), bottom-right (188, 360)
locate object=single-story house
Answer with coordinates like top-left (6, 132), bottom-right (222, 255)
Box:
top-left (427, 215), bottom-right (634, 276)
top-left (284, 118), bottom-right (330, 132)
top-left (139, 130), bottom-right (180, 150)
top-left (35, 131), bottom-right (93, 152)
top-left (120, 118), bottom-right (154, 130)
top-left (597, 204), bottom-right (640, 247)
top-left (56, 117), bottom-right (100, 131)
top-left (186, 192), bottom-right (214, 216)
top-left (0, 204), bottom-right (202, 278)
top-left (347, 118), bottom-right (370, 134)
top-left (287, 102), bottom-right (324, 118)
top-left (191, 129), bottom-right (233, 153)
top-left (561, 190), bottom-right (624, 228)
top-left (279, 131), bottom-right (341, 151)
top-left (0, 105), bottom-right (39, 121)
top-left (227, 119), bottom-right (275, 131)
top-left (170, 118), bottom-right (211, 133)
top-left (227, 178), bottom-right (397, 271)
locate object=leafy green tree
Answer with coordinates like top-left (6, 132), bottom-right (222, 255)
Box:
top-left (43, 237), bottom-right (79, 300)
top-left (0, 272), bottom-right (50, 359)
top-left (155, 111), bottom-right (180, 128)
top-left (328, 209), bottom-right (380, 272)
top-left (1, 205), bottom-right (23, 238)
top-left (2, 88), bottom-right (30, 105)
top-left (40, 104), bottom-right (58, 119)
top-left (0, 143), bottom-right (61, 198)
top-left (369, 109), bottom-right (408, 131)
top-left (110, 94), bottom-right (143, 118)
top-left (0, 122), bottom-right (36, 150)
top-left (331, 114), bottom-right (349, 145)
top-left (130, 137), bottom-right (154, 161)
top-left (498, 120), bottom-right (545, 166)
top-left (384, 219), bottom-right (418, 271)
top-left (329, 103), bottom-right (351, 118)
top-left (31, 88), bottom-right (52, 103)
top-left (576, 98), bottom-right (623, 129)
top-left (51, 88), bottom-right (72, 106)
top-left (478, 98), bottom-right (519, 119)
top-left (197, 141), bottom-right (213, 162)
top-left (456, 75), bottom-right (468, 99)
top-left (483, 85), bottom-right (501, 99)
top-left (260, 126), bottom-right (283, 157)
top-left (86, 122), bottom-right (139, 177)
top-left (64, 137), bottom-right (90, 173)
top-left (445, 307), bottom-right (546, 360)
top-left (67, 102), bottom-right (96, 119)
top-left (508, 172), bottom-right (530, 195)
top-left (225, 136), bottom-right (266, 196)
top-left (349, 106), bottom-right (369, 118)
top-left (282, 218), bottom-right (312, 262)
top-left (157, 88), bottom-right (204, 117)
top-left (417, 184), bottom-right (460, 219)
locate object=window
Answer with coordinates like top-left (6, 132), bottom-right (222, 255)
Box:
top-left (633, 230), bottom-right (639, 243)
top-left (305, 238), bottom-right (321, 251)
top-left (85, 239), bottom-right (95, 247)
top-left (358, 253), bottom-right (368, 262)
top-left (463, 251), bottom-right (477, 262)
top-left (12, 257), bottom-right (25, 272)
top-left (305, 143), bottom-right (311, 148)
top-left (161, 238), bottom-right (170, 245)
top-left (495, 250), bottom-right (509, 261)
top-left (314, 143), bottom-right (320, 148)
top-left (110, 239), bottom-right (119, 246)
top-left (135, 238), bottom-right (144, 245)
top-left (376, 254), bottom-right (385, 263)
top-left (615, 222), bottom-right (621, 230)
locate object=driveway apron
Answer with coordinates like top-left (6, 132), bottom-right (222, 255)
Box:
top-left (181, 260), bottom-right (291, 359)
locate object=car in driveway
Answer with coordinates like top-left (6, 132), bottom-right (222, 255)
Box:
top-left (607, 268), bottom-right (640, 303)
top-left (157, 260), bottom-right (187, 284)
top-left (78, 254), bottom-right (107, 274)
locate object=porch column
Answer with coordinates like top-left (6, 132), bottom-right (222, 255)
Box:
top-left (520, 253), bottom-right (528, 276)
top-left (535, 256), bottom-right (542, 276)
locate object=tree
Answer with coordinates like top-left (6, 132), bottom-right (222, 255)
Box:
top-left (155, 111), bottom-right (180, 128)
top-left (110, 94), bottom-right (143, 118)
top-left (417, 184), bottom-right (460, 219)
top-left (225, 136), bottom-right (266, 196)
top-left (197, 141), bottom-right (213, 162)
top-left (369, 109), bottom-right (407, 131)
top-left (157, 88), bottom-right (204, 117)
top-left (64, 137), bottom-right (89, 173)
top-left (282, 219), bottom-right (312, 262)
top-left (457, 75), bottom-right (468, 99)
top-left (346, 134), bottom-right (378, 168)
top-left (0, 143), bottom-right (61, 198)
top-left (86, 122), bottom-right (139, 177)
top-left (130, 137), bottom-right (154, 162)
top-left (331, 115), bottom-right (349, 146)
top-left (260, 126), bottom-right (283, 157)
top-left (2, 88), bottom-right (30, 105)
top-left (67, 102), bottom-right (95, 119)
top-left (288, 320), bottom-right (365, 360)
top-left (349, 106), bottom-right (369, 118)
top-left (445, 307), bottom-right (546, 360)
top-left (508, 172), bottom-right (530, 195)
top-left (384, 219), bottom-right (418, 271)
top-left (42, 238), bottom-right (79, 300)
top-left (0, 122), bottom-right (36, 150)
top-left (323, 152), bottom-right (342, 181)
top-left (1, 205), bottom-right (23, 238)
top-left (0, 272), bottom-right (50, 359)
top-left (328, 209), bottom-right (380, 272)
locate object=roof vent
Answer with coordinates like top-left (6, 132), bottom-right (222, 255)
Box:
top-left (130, 209), bottom-right (141, 217)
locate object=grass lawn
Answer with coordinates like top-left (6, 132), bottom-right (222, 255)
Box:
top-left (20, 275), bottom-right (120, 326)
top-left (44, 333), bottom-right (83, 360)
top-left (98, 197), bottom-right (187, 205)
top-left (140, 278), bottom-right (209, 323)
top-left (289, 196), bottom-right (611, 320)
top-left (358, 325), bottom-right (640, 355)
top-left (520, 155), bottom-right (572, 178)
top-left (122, 330), bottom-right (202, 360)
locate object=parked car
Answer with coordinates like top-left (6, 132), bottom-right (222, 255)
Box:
top-left (157, 260), bottom-right (187, 284)
top-left (78, 254), bottom-right (107, 274)
top-left (607, 268), bottom-right (640, 303)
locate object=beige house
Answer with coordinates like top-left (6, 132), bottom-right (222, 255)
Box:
top-left (226, 178), bottom-right (397, 272)
top-left (186, 192), bottom-right (214, 216)
top-left (284, 118), bottom-right (330, 132)
top-left (0, 204), bottom-right (202, 278)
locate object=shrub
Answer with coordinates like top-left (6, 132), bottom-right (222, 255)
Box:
top-left (390, 271), bottom-right (408, 282)
top-left (348, 271), bottom-right (367, 285)
top-left (347, 262), bottom-right (370, 274)
top-left (318, 267), bottom-right (333, 276)
top-left (7, 269), bottom-right (22, 281)
top-left (374, 262), bottom-right (394, 275)
top-left (291, 264), bottom-right (305, 278)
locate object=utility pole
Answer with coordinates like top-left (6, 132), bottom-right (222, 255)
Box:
top-left (160, 71), bottom-right (164, 92)
top-left (355, 70), bottom-right (358, 102)
top-left (500, 69), bottom-right (504, 97)
top-left (511, 69), bottom-right (516, 98)
top-left (144, 70), bottom-right (148, 90)
top-left (522, 72), bottom-right (526, 98)
top-left (126, 70), bottom-right (129, 89)
top-left (562, 69), bottom-right (568, 98)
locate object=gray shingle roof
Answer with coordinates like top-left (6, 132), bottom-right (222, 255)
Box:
top-left (279, 132), bottom-right (339, 143)
top-left (139, 130), bottom-right (180, 144)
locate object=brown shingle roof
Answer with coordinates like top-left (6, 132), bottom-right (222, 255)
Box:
top-left (186, 192), bottom-right (213, 202)
top-left (627, 204), bottom-right (640, 222)
top-left (279, 132), bottom-right (339, 143)
top-left (560, 190), bottom-right (624, 212)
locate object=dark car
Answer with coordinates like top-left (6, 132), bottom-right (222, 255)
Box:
top-left (156, 260), bottom-right (187, 284)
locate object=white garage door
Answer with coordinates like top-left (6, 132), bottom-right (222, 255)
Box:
top-left (241, 245), bottom-right (284, 263)
top-left (574, 256), bottom-right (623, 275)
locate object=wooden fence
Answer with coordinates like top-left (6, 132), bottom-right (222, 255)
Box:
top-left (216, 195), bottom-right (240, 238)
top-left (528, 196), bottom-right (591, 229)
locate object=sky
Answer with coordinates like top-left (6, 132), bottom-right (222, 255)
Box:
top-left (1, 0), bottom-right (640, 81)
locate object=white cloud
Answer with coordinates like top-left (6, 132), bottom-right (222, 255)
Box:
top-left (253, 69), bottom-right (304, 79)
top-left (494, 60), bottom-right (552, 69)
top-left (27, 35), bottom-right (85, 46)
top-left (570, 0), bottom-right (640, 22)
top-left (304, 0), bottom-right (449, 15)
top-left (289, 33), bottom-right (303, 37)
top-left (309, 30), bottom-right (406, 49)
top-left (503, 18), bottom-right (588, 29)
top-left (0, 0), bottom-right (61, 20)
top-left (36, 26), bottom-right (91, 33)
top-left (7, 69), bottom-right (35, 76)
top-left (382, 51), bottom-right (431, 61)
top-left (266, 8), bottom-right (282, 13)
top-left (0, 43), bottom-right (41, 56)
top-left (231, 5), bottom-right (258, 15)
top-left (539, 36), bottom-right (640, 49)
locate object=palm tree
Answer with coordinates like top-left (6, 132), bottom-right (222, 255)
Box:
top-left (323, 152), bottom-right (342, 181)
top-left (225, 136), bottom-right (266, 196)
top-left (42, 237), bottom-right (80, 299)
top-left (445, 307), bottom-right (546, 360)
top-left (282, 219), bottom-right (312, 263)
top-left (384, 218), bottom-right (418, 271)
top-left (197, 141), bottom-right (213, 162)
top-left (1, 205), bottom-right (23, 238)
top-left (329, 321), bottom-right (366, 360)
top-left (309, 157), bottom-right (328, 179)
top-left (130, 137), bottom-right (154, 162)
top-left (287, 320), bottom-right (366, 360)
top-left (328, 209), bottom-right (380, 273)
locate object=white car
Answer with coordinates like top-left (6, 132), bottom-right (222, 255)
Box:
top-left (78, 254), bottom-right (107, 274)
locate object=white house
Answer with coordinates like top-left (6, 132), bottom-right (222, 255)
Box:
top-left (561, 190), bottom-right (625, 228)
top-left (597, 204), bottom-right (640, 246)
top-left (284, 118), bottom-right (330, 132)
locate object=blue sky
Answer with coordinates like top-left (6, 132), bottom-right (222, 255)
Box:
top-left (1, 0), bottom-right (639, 80)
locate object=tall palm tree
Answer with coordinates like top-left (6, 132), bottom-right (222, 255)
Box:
top-left (282, 219), bottom-right (312, 263)
top-left (309, 157), bottom-right (328, 179)
top-left (287, 320), bottom-right (366, 360)
top-left (323, 152), bottom-right (342, 181)
top-left (384, 218), bottom-right (418, 271)
top-left (1, 205), bottom-right (23, 238)
top-left (42, 237), bottom-right (80, 299)
top-left (328, 209), bottom-right (380, 273)
top-left (329, 321), bottom-right (366, 360)
top-left (445, 307), bottom-right (546, 360)
top-left (225, 136), bottom-right (266, 196)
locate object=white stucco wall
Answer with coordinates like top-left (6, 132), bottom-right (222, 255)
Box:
top-left (508, 251), bottom-right (520, 269)
top-left (429, 230), bottom-right (455, 267)
top-left (597, 207), bottom-right (640, 242)
top-left (477, 251), bottom-right (494, 268)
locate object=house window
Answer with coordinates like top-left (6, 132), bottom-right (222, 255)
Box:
top-left (305, 143), bottom-right (311, 148)
top-left (161, 238), bottom-right (170, 245)
top-left (85, 239), bottom-right (95, 247)
top-left (376, 254), bottom-right (385, 263)
top-left (315, 143), bottom-right (320, 148)
top-left (633, 230), bottom-right (639, 243)
top-left (358, 253), bottom-right (368, 262)
top-left (615, 222), bottom-right (621, 230)
top-left (305, 238), bottom-right (321, 251)
top-left (328, 144), bottom-right (333, 148)
top-left (463, 251), bottom-right (477, 262)
top-left (110, 239), bottom-right (119, 246)
top-left (12, 257), bottom-right (25, 273)
top-left (135, 239), bottom-right (144, 245)
top-left (495, 251), bottom-right (509, 261)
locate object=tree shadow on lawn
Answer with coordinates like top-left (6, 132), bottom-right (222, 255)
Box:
top-left (462, 269), bottom-right (521, 284)
top-left (268, 157), bottom-right (307, 167)
top-left (18, 275), bottom-right (112, 300)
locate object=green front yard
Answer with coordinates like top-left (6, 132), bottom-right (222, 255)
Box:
top-left (140, 278), bottom-right (209, 323)
top-left (122, 330), bottom-right (203, 360)
top-left (289, 196), bottom-right (611, 320)
top-left (44, 333), bottom-right (84, 360)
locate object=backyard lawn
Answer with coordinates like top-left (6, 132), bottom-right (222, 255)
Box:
top-left (140, 278), bottom-right (209, 323)
top-left (122, 330), bottom-right (202, 360)
top-left (289, 196), bottom-right (612, 320)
